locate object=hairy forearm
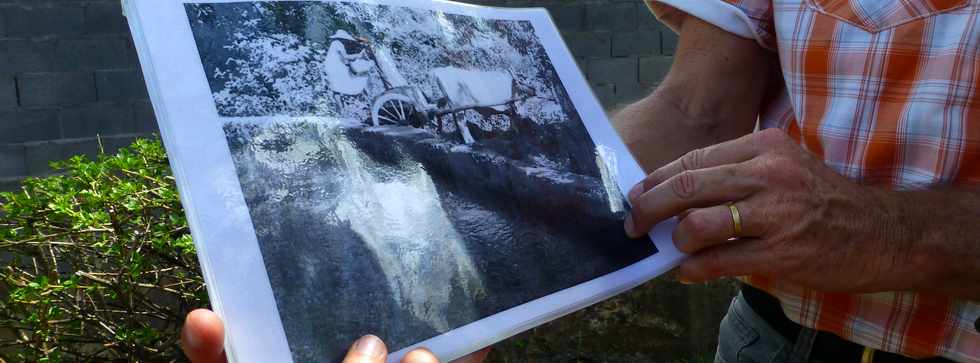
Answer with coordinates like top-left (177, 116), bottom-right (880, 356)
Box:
top-left (883, 188), bottom-right (980, 300)
top-left (612, 17), bottom-right (772, 172)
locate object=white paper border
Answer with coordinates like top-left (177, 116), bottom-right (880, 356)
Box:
top-left (123, 1), bottom-right (684, 362)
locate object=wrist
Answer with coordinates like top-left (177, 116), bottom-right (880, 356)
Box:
top-left (874, 189), bottom-right (965, 295)
top-left (857, 187), bottom-right (929, 293)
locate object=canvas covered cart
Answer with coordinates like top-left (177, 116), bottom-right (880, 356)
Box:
top-left (331, 40), bottom-right (532, 144)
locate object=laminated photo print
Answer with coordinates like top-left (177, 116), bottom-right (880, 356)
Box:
top-left (123, 1), bottom-right (683, 362)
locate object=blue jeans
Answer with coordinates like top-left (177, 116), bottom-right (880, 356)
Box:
top-left (715, 292), bottom-right (822, 363)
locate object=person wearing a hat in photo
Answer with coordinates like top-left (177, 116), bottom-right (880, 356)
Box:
top-left (325, 29), bottom-right (371, 96)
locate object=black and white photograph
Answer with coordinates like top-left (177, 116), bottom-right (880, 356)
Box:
top-left (183, 1), bottom-right (659, 361)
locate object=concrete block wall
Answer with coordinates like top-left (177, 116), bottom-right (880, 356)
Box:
top-left (0, 0), bottom-right (157, 191)
top-left (0, 0), bottom-right (675, 191)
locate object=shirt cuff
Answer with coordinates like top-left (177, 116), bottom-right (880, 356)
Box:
top-left (646, 0), bottom-right (776, 51)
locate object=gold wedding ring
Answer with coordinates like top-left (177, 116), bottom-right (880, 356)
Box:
top-left (728, 202), bottom-right (742, 239)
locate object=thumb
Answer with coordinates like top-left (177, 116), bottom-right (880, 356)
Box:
top-left (181, 309), bottom-right (226, 363)
top-left (342, 335), bottom-right (389, 363)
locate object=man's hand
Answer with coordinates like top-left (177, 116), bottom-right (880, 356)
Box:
top-left (625, 129), bottom-right (920, 293)
top-left (180, 309), bottom-right (491, 363)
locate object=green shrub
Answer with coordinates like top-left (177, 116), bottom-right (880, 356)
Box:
top-left (0, 139), bottom-right (206, 362)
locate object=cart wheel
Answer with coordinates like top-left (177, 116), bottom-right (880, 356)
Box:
top-left (371, 93), bottom-right (417, 127)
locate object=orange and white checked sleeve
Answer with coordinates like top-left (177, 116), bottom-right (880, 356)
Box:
top-left (644, 0), bottom-right (777, 51)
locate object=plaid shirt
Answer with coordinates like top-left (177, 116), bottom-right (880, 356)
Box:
top-left (646, 1), bottom-right (980, 361)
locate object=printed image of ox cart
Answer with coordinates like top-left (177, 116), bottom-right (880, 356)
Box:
top-left (331, 36), bottom-right (537, 144)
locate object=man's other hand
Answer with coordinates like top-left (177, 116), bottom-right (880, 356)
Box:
top-left (625, 129), bottom-right (915, 293)
top-left (180, 309), bottom-right (491, 363)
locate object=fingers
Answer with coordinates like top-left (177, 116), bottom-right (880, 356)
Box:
top-left (401, 348), bottom-right (440, 363)
top-left (673, 201), bottom-right (763, 254)
top-left (626, 163), bottom-right (760, 237)
top-left (343, 335), bottom-right (389, 363)
top-left (450, 348), bottom-right (491, 363)
top-left (343, 336), bottom-right (450, 363)
top-left (181, 309), bottom-right (226, 363)
top-left (177, 311), bottom-right (467, 363)
top-left (677, 238), bottom-right (770, 283)
top-left (630, 134), bottom-right (768, 199)
top-left (403, 346), bottom-right (490, 363)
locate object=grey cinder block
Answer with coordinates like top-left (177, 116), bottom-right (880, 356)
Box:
top-left (590, 83), bottom-right (616, 108)
top-left (54, 38), bottom-right (132, 71)
top-left (18, 72), bottom-right (96, 107)
top-left (84, 2), bottom-right (129, 35)
top-left (0, 178), bottom-right (22, 193)
top-left (564, 31), bottom-right (611, 58)
top-left (586, 2), bottom-right (638, 31)
top-left (0, 40), bottom-right (55, 73)
top-left (59, 138), bottom-right (101, 161)
top-left (25, 138), bottom-right (114, 176)
top-left (638, 3), bottom-right (661, 30)
top-left (587, 56), bottom-right (638, 86)
top-left (546, 4), bottom-right (586, 32)
top-left (61, 103), bottom-right (136, 138)
top-left (101, 135), bottom-right (139, 155)
top-left (0, 144), bottom-right (27, 178)
top-left (612, 31), bottom-right (659, 57)
top-left (0, 74), bottom-right (16, 108)
top-left (0, 6), bottom-right (6, 37)
top-left (95, 69), bottom-right (149, 102)
top-left (24, 141), bottom-right (63, 176)
top-left (3, 4), bottom-right (84, 37)
top-left (639, 56), bottom-right (673, 85)
top-left (0, 109), bottom-right (60, 143)
top-left (133, 101), bottom-right (159, 134)
top-left (125, 37), bottom-right (141, 67)
top-left (661, 28), bottom-right (678, 55)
